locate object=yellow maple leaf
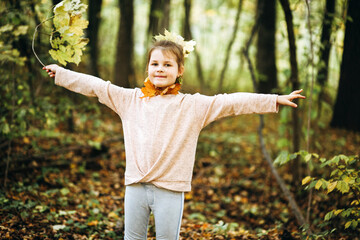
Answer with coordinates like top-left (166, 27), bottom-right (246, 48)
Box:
top-left (23, 137), bottom-right (30, 144)
top-left (108, 211), bottom-right (119, 219)
top-left (140, 78), bottom-right (181, 98)
top-left (141, 78), bottom-right (157, 98)
top-left (68, 15), bottom-right (88, 35)
top-left (87, 220), bottom-right (98, 226)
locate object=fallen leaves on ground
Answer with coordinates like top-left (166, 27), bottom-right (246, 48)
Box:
top-left (1, 114), bottom-right (359, 239)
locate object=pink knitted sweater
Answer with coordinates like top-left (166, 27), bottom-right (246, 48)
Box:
top-left (55, 68), bottom-right (278, 192)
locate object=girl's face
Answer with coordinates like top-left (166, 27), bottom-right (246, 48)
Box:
top-left (148, 49), bottom-right (183, 88)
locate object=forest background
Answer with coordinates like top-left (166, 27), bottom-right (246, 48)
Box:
top-left (1, 0), bottom-right (360, 239)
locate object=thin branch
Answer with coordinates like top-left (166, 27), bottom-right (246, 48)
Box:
top-left (4, 66), bottom-right (16, 188)
top-left (218, 0), bottom-right (243, 91)
top-left (32, 16), bottom-right (54, 67)
top-left (257, 117), bottom-right (308, 229)
top-left (241, 4), bottom-right (310, 231)
top-left (304, 1), bottom-right (315, 152)
top-left (305, 0), bottom-right (316, 226)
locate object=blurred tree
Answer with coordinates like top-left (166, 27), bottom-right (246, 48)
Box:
top-left (10, 0), bottom-right (37, 105)
top-left (148, 0), bottom-right (170, 37)
top-left (217, 0), bottom-right (243, 93)
top-left (1, 0), bottom-right (37, 185)
top-left (183, 0), bottom-right (192, 40)
top-left (279, 0), bottom-right (301, 183)
top-left (114, 0), bottom-right (134, 87)
top-left (317, 0), bottom-right (335, 114)
top-left (331, 0), bottom-right (360, 132)
top-left (183, 0), bottom-right (205, 91)
top-left (256, 0), bottom-right (277, 94)
top-left (87, 0), bottom-right (103, 77)
top-left (52, 0), bottom-right (61, 6)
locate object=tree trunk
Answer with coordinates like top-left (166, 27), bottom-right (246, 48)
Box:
top-left (148, 0), bottom-right (171, 37)
top-left (114, 0), bottom-right (134, 88)
top-left (279, 0), bottom-right (301, 183)
top-left (317, 0), bottom-right (335, 86)
top-left (87, 0), bottom-right (103, 77)
top-left (183, 0), bottom-right (192, 40)
top-left (183, 0), bottom-right (205, 91)
top-left (217, 0), bottom-right (243, 92)
top-left (317, 0), bottom-right (335, 115)
top-left (12, 1), bottom-right (35, 105)
top-left (160, 0), bottom-right (170, 33)
top-left (331, 0), bottom-right (360, 132)
top-left (52, 0), bottom-right (61, 6)
top-left (256, 0), bottom-right (277, 94)
top-left (148, 0), bottom-right (160, 37)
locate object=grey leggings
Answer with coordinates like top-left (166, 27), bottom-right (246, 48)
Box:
top-left (124, 183), bottom-right (184, 240)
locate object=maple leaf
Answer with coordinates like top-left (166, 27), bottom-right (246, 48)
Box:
top-left (68, 15), bottom-right (88, 35)
top-left (168, 83), bottom-right (181, 94)
top-left (53, 11), bottom-right (70, 33)
top-left (140, 79), bottom-right (182, 98)
top-left (49, 0), bottom-right (89, 66)
top-left (141, 78), bottom-right (157, 98)
top-left (49, 34), bottom-right (64, 49)
top-left (49, 49), bottom-right (68, 65)
top-left (77, 38), bottom-right (89, 48)
top-left (72, 47), bottom-right (83, 65)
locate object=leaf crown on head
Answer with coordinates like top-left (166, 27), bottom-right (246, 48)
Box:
top-left (154, 29), bottom-right (196, 58)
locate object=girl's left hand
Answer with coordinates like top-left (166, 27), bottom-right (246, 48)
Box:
top-left (43, 64), bottom-right (60, 78)
top-left (277, 89), bottom-right (306, 108)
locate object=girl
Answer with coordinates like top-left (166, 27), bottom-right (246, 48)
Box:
top-left (43, 35), bottom-right (305, 240)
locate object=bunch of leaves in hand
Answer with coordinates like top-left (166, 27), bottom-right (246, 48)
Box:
top-left (49, 0), bottom-right (89, 66)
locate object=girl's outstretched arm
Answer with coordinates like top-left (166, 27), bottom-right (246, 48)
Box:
top-left (277, 89), bottom-right (306, 108)
top-left (41, 64), bottom-right (135, 115)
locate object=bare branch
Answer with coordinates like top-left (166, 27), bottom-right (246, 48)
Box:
top-left (304, 0), bottom-right (316, 227)
top-left (241, 1), bottom-right (310, 231)
top-left (32, 16), bottom-right (54, 67)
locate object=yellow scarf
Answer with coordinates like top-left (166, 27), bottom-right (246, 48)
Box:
top-left (140, 78), bottom-right (181, 98)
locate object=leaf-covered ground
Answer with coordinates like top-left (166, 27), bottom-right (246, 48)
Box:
top-left (1, 112), bottom-right (359, 239)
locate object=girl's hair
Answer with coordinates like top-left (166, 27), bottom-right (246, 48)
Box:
top-left (146, 40), bottom-right (185, 70)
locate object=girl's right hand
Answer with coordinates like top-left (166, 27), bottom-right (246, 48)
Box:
top-left (277, 89), bottom-right (305, 108)
top-left (43, 64), bottom-right (60, 78)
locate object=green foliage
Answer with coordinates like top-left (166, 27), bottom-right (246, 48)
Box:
top-left (0, 182), bottom-right (42, 222)
top-left (274, 150), bottom-right (319, 171)
top-left (49, 0), bottom-right (89, 66)
top-left (0, 0), bottom-right (99, 165)
top-left (276, 150), bottom-right (360, 236)
top-left (0, 6), bottom-right (28, 66)
top-left (302, 154), bottom-right (360, 233)
top-left (212, 220), bottom-right (239, 236)
top-left (0, 3), bottom-right (34, 143)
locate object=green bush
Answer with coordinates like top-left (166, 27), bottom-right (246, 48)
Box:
top-left (275, 150), bottom-right (360, 237)
top-left (302, 154), bottom-right (360, 233)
